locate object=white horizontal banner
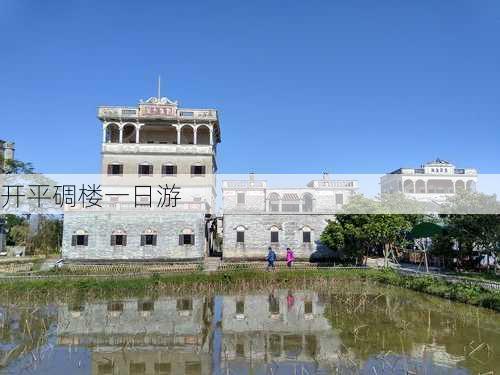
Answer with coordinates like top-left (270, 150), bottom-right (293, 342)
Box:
top-left (0, 173), bottom-right (499, 215)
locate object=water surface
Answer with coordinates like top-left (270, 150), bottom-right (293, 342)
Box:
top-left (0, 281), bottom-right (499, 374)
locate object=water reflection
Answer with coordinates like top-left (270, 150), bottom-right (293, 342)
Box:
top-left (0, 282), bottom-right (499, 374)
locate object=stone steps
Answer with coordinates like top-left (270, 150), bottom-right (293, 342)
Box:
top-left (203, 257), bottom-right (221, 272)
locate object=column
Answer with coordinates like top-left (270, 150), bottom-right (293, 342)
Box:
top-left (102, 124), bottom-right (107, 143)
top-left (135, 124), bottom-right (142, 144)
top-left (177, 126), bottom-right (181, 145)
top-left (209, 127), bottom-right (214, 145)
top-left (193, 126), bottom-right (197, 145)
top-left (119, 124), bottom-right (123, 144)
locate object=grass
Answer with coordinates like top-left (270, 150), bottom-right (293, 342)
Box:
top-left (0, 268), bottom-right (499, 311)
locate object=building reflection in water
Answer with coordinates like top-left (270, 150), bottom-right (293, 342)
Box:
top-left (56, 290), bottom-right (338, 374)
top-left (57, 296), bottom-right (212, 375)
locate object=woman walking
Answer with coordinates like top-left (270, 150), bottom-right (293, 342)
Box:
top-left (286, 247), bottom-right (295, 268)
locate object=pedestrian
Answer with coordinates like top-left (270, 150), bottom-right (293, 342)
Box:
top-left (266, 246), bottom-right (277, 271)
top-left (286, 247), bottom-right (295, 268)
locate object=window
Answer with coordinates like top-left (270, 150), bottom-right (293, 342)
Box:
top-left (130, 362), bottom-right (146, 375)
top-left (111, 234), bottom-right (127, 246)
top-left (71, 234), bottom-right (88, 246)
top-left (138, 164), bottom-right (153, 176)
top-left (177, 298), bottom-right (193, 311)
top-left (271, 230), bottom-right (279, 243)
top-left (236, 231), bottom-right (245, 243)
top-left (141, 234), bottom-right (157, 246)
top-left (138, 300), bottom-right (154, 312)
top-left (97, 362), bottom-right (114, 375)
top-left (179, 229), bottom-right (195, 245)
top-left (236, 300), bottom-right (245, 314)
top-left (107, 302), bottom-right (123, 312)
top-left (237, 192), bottom-right (245, 204)
top-left (185, 362), bottom-right (201, 375)
top-left (335, 193), bottom-right (344, 205)
top-left (304, 300), bottom-right (313, 314)
top-left (162, 164), bottom-right (177, 176)
top-left (269, 294), bottom-right (280, 314)
top-left (154, 363), bottom-right (171, 375)
top-left (191, 165), bottom-right (206, 176)
top-left (107, 164), bottom-right (123, 176)
top-left (303, 231), bottom-right (311, 243)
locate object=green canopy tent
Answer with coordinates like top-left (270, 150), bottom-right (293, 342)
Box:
top-left (410, 222), bottom-right (444, 272)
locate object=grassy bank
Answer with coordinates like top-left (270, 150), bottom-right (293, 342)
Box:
top-left (1, 268), bottom-right (499, 311)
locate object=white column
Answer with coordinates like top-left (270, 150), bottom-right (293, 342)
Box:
top-left (193, 126), bottom-right (197, 145)
top-left (102, 124), bottom-right (107, 143)
top-left (119, 124), bottom-right (123, 144)
top-left (177, 126), bottom-right (181, 145)
top-left (209, 127), bottom-right (214, 145)
top-left (135, 124), bottom-right (141, 144)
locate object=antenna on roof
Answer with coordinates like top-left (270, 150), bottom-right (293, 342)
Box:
top-left (157, 75), bottom-right (161, 99)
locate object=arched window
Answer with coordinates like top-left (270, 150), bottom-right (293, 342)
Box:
top-left (455, 180), bottom-right (465, 192)
top-left (180, 125), bottom-right (194, 144)
top-left (179, 228), bottom-right (195, 245)
top-left (122, 124), bottom-right (137, 144)
top-left (105, 123), bottom-right (120, 143)
top-left (236, 225), bottom-right (245, 243)
top-left (111, 229), bottom-right (127, 246)
top-left (269, 193), bottom-right (280, 212)
top-left (139, 124), bottom-right (177, 144)
top-left (270, 226), bottom-right (279, 243)
top-left (71, 229), bottom-right (88, 246)
top-left (466, 180), bottom-right (476, 192)
top-left (403, 180), bottom-right (415, 193)
top-left (302, 226), bottom-right (311, 243)
top-left (415, 180), bottom-right (426, 194)
top-left (302, 193), bottom-right (313, 212)
top-left (197, 125), bottom-right (211, 145)
top-left (141, 228), bottom-right (157, 246)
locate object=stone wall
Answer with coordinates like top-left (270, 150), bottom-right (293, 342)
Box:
top-left (223, 213), bottom-right (335, 260)
top-left (62, 211), bottom-right (206, 261)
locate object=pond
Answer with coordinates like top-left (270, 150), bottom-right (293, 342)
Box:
top-left (0, 281), bottom-right (499, 374)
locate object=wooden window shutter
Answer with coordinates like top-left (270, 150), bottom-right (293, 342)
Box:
top-left (122, 235), bottom-right (127, 246)
top-left (83, 235), bottom-right (88, 246)
top-left (190, 165), bottom-right (195, 175)
top-left (191, 234), bottom-right (195, 245)
top-left (140, 235), bottom-right (145, 246)
top-left (201, 165), bottom-right (206, 175)
top-left (107, 165), bottom-right (112, 175)
top-left (111, 235), bottom-right (116, 246)
top-left (152, 235), bottom-right (157, 246)
top-left (179, 234), bottom-right (184, 245)
top-left (71, 235), bottom-right (77, 246)
top-left (173, 165), bottom-right (177, 175)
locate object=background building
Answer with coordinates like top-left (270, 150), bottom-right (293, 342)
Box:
top-left (0, 140), bottom-right (15, 174)
top-left (222, 173), bottom-right (358, 260)
top-left (62, 94), bottom-right (221, 262)
top-left (380, 159), bottom-right (477, 203)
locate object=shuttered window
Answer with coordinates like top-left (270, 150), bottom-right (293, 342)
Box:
top-left (141, 234), bottom-right (157, 246)
top-left (271, 231), bottom-right (279, 243)
top-left (111, 234), bottom-right (127, 246)
top-left (179, 234), bottom-right (195, 245)
top-left (191, 165), bottom-right (206, 176)
top-left (236, 231), bottom-right (245, 243)
top-left (138, 164), bottom-right (153, 176)
top-left (107, 164), bottom-right (123, 176)
top-left (303, 231), bottom-right (311, 243)
top-left (161, 164), bottom-right (177, 176)
top-left (71, 235), bottom-right (88, 246)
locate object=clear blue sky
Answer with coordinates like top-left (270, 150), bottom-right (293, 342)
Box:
top-left (1, 0), bottom-right (499, 174)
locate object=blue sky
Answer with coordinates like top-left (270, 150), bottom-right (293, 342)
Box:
top-left (1, 0), bottom-right (499, 174)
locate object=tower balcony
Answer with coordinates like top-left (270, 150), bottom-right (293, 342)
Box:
top-left (102, 142), bottom-right (215, 155)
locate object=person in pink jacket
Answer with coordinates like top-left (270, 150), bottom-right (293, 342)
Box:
top-left (286, 248), bottom-right (295, 268)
